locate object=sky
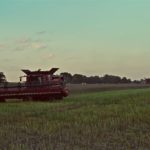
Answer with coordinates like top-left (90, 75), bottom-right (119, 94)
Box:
top-left (0, 0), bottom-right (150, 81)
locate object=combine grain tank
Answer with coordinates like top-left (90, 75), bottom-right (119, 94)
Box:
top-left (0, 68), bottom-right (69, 102)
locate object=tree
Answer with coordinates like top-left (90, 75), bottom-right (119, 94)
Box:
top-left (121, 77), bottom-right (131, 83)
top-left (86, 76), bottom-right (101, 84)
top-left (72, 74), bottom-right (87, 84)
top-left (0, 72), bottom-right (6, 84)
top-left (101, 75), bottom-right (121, 83)
top-left (61, 72), bottom-right (72, 83)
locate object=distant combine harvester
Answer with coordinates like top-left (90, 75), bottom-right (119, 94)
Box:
top-left (0, 68), bottom-right (69, 102)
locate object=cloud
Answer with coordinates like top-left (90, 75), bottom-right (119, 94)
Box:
top-left (31, 42), bottom-right (48, 49)
top-left (0, 44), bottom-right (6, 49)
top-left (1, 58), bottom-right (13, 62)
top-left (1, 32), bottom-right (50, 52)
top-left (17, 38), bottom-right (32, 44)
top-left (42, 53), bottom-right (55, 60)
top-left (36, 31), bottom-right (47, 35)
top-left (14, 37), bottom-right (48, 51)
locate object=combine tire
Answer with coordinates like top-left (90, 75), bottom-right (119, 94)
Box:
top-left (0, 99), bottom-right (5, 103)
top-left (23, 96), bottom-right (33, 102)
top-left (55, 95), bottom-right (63, 100)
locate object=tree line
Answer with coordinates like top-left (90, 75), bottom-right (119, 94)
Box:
top-left (60, 72), bottom-right (136, 84)
top-left (0, 71), bottom-right (141, 84)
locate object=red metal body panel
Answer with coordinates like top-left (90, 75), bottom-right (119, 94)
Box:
top-left (0, 68), bottom-right (69, 102)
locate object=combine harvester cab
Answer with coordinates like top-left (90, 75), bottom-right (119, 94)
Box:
top-left (0, 68), bottom-right (69, 102)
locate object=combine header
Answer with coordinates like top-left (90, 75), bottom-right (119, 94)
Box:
top-left (0, 68), bottom-right (69, 102)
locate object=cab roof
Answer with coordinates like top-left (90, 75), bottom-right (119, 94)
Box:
top-left (22, 68), bottom-right (59, 75)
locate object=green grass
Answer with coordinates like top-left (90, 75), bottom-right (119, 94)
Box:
top-left (1, 88), bottom-right (150, 149)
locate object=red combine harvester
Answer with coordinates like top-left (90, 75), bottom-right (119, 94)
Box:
top-left (0, 68), bottom-right (69, 102)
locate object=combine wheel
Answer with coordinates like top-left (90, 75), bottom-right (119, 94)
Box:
top-left (23, 96), bottom-right (33, 102)
top-left (0, 99), bottom-right (6, 103)
top-left (32, 96), bottom-right (49, 102)
top-left (55, 95), bottom-right (63, 100)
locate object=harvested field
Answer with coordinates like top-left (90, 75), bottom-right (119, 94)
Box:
top-left (67, 83), bottom-right (150, 94)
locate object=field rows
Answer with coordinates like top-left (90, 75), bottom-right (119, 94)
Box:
top-left (0, 88), bottom-right (150, 149)
top-left (67, 83), bottom-right (150, 94)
